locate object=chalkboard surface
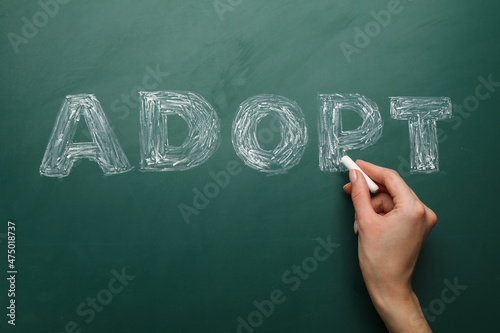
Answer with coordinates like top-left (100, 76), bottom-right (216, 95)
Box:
top-left (1, 0), bottom-right (499, 332)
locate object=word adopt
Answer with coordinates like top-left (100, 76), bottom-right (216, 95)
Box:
top-left (40, 92), bottom-right (452, 178)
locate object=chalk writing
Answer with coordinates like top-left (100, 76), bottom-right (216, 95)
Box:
top-left (390, 97), bottom-right (452, 173)
top-left (318, 94), bottom-right (383, 172)
top-left (40, 94), bottom-right (132, 177)
top-left (39, 92), bottom-right (452, 177)
top-left (232, 95), bottom-right (309, 174)
top-left (140, 91), bottom-right (221, 172)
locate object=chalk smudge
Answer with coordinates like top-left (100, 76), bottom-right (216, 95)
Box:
top-left (40, 94), bottom-right (132, 177)
top-left (390, 97), bottom-right (452, 173)
top-left (232, 95), bottom-right (309, 174)
top-left (139, 91), bottom-right (221, 171)
top-left (318, 94), bottom-right (383, 172)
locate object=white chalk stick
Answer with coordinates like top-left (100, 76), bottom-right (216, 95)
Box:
top-left (341, 155), bottom-right (379, 193)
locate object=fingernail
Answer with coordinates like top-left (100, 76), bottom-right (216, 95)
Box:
top-left (349, 169), bottom-right (357, 183)
top-left (343, 183), bottom-right (349, 190)
top-left (354, 220), bottom-right (358, 235)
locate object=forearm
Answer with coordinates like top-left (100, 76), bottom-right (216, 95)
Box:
top-left (345, 163), bottom-right (437, 332)
top-left (370, 289), bottom-right (432, 333)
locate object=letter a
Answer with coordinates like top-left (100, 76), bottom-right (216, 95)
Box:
top-left (40, 94), bottom-right (132, 177)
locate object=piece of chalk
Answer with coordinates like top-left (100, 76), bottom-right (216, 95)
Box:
top-left (341, 155), bottom-right (379, 193)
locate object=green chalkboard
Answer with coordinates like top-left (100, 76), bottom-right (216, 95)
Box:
top-left (1, 0), bottom-right (499, 332)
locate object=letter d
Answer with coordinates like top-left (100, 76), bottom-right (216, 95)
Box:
top-left (38, 0), bottom-right (59, 17)
top-left (236, 316), bottom-right (254, 333)
top-left (253, 299), bottom-right (274, 318)
top-left (370, 9), bottom-right (391, 27)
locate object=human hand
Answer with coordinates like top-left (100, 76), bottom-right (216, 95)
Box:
top-left (343, 160), bottom-right (436, 332)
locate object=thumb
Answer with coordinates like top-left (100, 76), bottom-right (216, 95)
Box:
top-left (349, 170), bottom-right (375, 220)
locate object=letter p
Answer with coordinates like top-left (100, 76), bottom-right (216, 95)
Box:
top-left (318, 93), bottom-right (383, 172)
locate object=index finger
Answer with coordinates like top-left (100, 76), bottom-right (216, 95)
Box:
top-left (356, 160), bottom-right (415, 202)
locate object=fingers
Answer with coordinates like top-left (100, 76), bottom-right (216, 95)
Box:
top-left (344, 184), bottom-right (395, 215)
top-left (343, 182), bottom-right (352, 194)
top-left (356, 160), bottom-right (414, 204)
top-left (345, 182), bottom-right (388, 196)
top-left (349, 170), bottom-right (376, 221)
top-left (371, 193), bottom-right (395, 215)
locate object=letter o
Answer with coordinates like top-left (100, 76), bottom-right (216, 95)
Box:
top-left (96, 289), bottom-right (113, 306)
top-left (232, 95), bottom-right (309, 174)
top-left (33, 11), bottom-right (49, 27)
top-left (247, 311), bottom-right (264, 327)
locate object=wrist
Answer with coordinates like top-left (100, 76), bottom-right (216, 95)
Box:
top-left (369, 281), bottom-right (413, 309)
top-left (368, 287), bottom-right (432, 333)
